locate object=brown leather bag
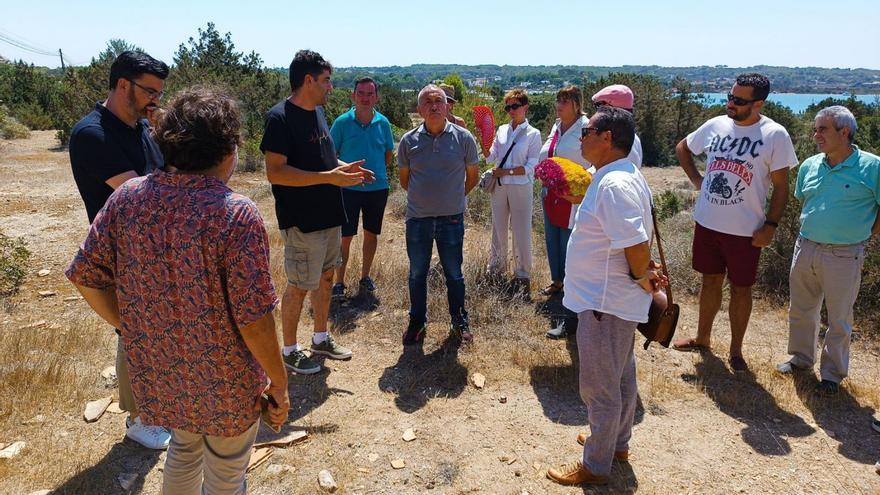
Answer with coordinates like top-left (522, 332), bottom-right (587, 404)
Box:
top-left (637, 206), bottom-right (680, 349)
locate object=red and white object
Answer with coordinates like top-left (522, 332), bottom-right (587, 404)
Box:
top-left (472, 105), bottom-right (495, 155)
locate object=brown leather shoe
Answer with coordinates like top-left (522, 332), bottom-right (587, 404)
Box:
top-left (576, 433), bottom-right (629, 461)
top-left (546, 461), bottom-right (609, 486)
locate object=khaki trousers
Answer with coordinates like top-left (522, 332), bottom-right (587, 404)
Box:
top-left (488, 183), bottom-right (533, 279)
top-left (162, 420), bottom-right (259, 495)
top-left (787, 236), bottom-right (866, 383)
top-left (115, 336), bottom-right (136, 412)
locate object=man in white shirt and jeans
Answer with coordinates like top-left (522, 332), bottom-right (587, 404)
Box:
top-left (546, 107), bottom-right (663, 487)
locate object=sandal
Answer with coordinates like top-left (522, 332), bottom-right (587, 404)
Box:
top-left (539, 283), bottom-right (563, 296)
top-left (672, 338), bottom-right (708, 353)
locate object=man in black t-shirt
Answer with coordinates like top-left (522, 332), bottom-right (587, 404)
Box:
top-left (68, 51), bottom-right (171, 450)
top-left (261, 50), bottom-right (374, 375)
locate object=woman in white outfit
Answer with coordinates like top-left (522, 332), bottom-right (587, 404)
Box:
top-left (485, 89), bottom-right (543, 296)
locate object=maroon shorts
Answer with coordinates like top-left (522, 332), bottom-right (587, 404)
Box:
top-left (692, 222), bottom-right (761, 287)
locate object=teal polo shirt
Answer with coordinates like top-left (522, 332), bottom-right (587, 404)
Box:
top-left (795, 146), bottom-right (880, 244)
top-left (329, 108), bottom-right (394, 192)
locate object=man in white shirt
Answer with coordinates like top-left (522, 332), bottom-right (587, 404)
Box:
top-left (671, 73), bottom-right (798, 373)
top-left (546, 107), bottom-right (663, 487)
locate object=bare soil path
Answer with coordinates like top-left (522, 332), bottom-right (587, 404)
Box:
top-left (1, 132), bottom-right (879, 494)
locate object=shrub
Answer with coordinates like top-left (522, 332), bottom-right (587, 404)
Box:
top-left (11, 102), bottom-right (54, 130)
top-left (237, 135), bottom-right (263, 173)
top-left (0, 233), bottom-right (31, 297)
top-left (0, 105), bottom-right (30, 140)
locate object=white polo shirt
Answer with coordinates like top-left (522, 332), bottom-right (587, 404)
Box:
top-left (562, 158), bottom-right (654, 323)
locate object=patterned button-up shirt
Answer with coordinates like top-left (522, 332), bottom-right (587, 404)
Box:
top-left (66, 170), bottom-right (278, 436)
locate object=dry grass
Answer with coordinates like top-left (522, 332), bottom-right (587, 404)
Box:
top-left (2, 133), bottom-right (880, 493)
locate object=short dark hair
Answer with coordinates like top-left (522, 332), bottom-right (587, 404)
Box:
top-left (153, 87), bottom-right (241, 172)
top-left (289, 50), bottom-right (333, 91)
top-left (108, 51), bottom-right (169, 90)
top-left (593, 106), bottom-right (635, 155)
top-left (735, 73), bottom-right (770, 101)
top-left (354, 76), bottom-right (378, 92)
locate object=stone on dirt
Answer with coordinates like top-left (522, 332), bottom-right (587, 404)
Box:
top-left (318, 469), bottom-right (338, 492)
top-left (472, 372), bottom-right (486, 389)
top-left (402, 428), bottom-right (416, 442)
top-left (0, 441), bottom-right (25, 458)
top-left (83, 396), bottom-right (112, 422)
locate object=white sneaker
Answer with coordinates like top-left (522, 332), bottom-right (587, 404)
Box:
top-left (126, 417), bottom-right (171, 450)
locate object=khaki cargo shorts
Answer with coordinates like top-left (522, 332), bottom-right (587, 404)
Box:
top-left (280, 226), bottom-right (342, 290)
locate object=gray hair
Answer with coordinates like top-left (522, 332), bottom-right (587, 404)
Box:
top-left (417, 84), bottom-right (445, 105)
top-left (816, 105), bottom-right (857, 143)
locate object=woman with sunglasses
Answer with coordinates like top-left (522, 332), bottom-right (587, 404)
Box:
top-left (484, 89), bottom-right (543, 298)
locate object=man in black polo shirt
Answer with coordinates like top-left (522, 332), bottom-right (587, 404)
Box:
top-left (261, 50), bottom-right (373, 375)
top-left (68, 50), bottom-right (171, 450)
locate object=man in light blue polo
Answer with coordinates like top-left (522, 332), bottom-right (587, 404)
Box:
top-left (777, 105), bottom-right (880, 395)
top-left (330, 76), bottom-right (395, 300)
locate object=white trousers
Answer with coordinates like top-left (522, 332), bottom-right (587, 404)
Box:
top-left (488, 183), bottom-right (533, 279)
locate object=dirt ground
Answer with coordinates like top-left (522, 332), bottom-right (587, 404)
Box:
top-left (1, 131), bottom-right (879, 494)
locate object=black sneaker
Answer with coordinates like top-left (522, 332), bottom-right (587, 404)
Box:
top-left (452, 322), bottom-right (473, 344)
top-left (331, 283), bottom-right (346, 301)
top-left (403, 320), bottom-right (426, 346)
top-left (359, 276), bottom-right (377, 294)
top-left (815, 379), bottom-right (839, 396)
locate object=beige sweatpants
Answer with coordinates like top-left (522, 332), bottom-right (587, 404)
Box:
top-left (162, 420), bottom-right (259, 495)
top-left (488, 183), bottom-right (533, 279)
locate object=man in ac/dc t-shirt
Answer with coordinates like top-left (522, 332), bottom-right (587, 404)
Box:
top-left (671, 73), bottom-right (798, 373)
top-left (261, 50), bottom-right (373, 376)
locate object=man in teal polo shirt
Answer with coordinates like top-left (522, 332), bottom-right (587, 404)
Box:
top-left (330, 77), bottom-right (395, 300)
top-left (777, 105), bottom-right (880, 395)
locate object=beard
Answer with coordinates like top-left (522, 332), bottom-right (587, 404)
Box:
top-left (727, 106), bottom-right (750, 122)
top-left (127, 86), bottom-right (157, 119)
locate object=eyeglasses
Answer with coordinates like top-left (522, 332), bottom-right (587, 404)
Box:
top-left (727, 93), bottom-right (756, 106)
top-left (504, 102), bottom-right (526, 112)
top-left (581, 126), bottom-right (603, 138)
top-left (130, 80), bottom-right (164, 100)
top-left (593, 101), bottom-right (608, 108)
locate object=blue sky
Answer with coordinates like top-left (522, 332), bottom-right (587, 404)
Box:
top-left (2, 0), bottom-right (879, 69)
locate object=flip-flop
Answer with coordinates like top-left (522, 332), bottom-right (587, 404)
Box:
top-left (672, 338), bottom-right (708, 352)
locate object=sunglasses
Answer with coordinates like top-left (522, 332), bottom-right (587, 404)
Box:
top-left (727, 93), bottom-right (757, 106)
top-left (504, 102), bottom-right (526, 112)
top-left (581, 126), bottom-right (603, 138)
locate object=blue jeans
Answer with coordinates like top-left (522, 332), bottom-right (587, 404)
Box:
top-left (406, 213), bottom-right (468, 326)
top-left (543, 207), bottom-right (572, 283)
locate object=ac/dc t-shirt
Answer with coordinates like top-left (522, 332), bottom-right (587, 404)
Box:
top-left (686, 115), bottom-right (798, 237)
top-left (260, 100), bottom-right (345, 233)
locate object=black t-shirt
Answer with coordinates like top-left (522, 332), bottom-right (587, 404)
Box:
top-left (260, 100), bottom-right (345, 233)
top-left (69, 102), bottom-right (164, 223)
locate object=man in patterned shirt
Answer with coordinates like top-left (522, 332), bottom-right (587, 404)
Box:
top-left (66, 88), bottom-right (289, 493)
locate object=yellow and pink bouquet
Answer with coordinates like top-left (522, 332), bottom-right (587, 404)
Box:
top-left (535, 157), bottom-right (592, 197)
